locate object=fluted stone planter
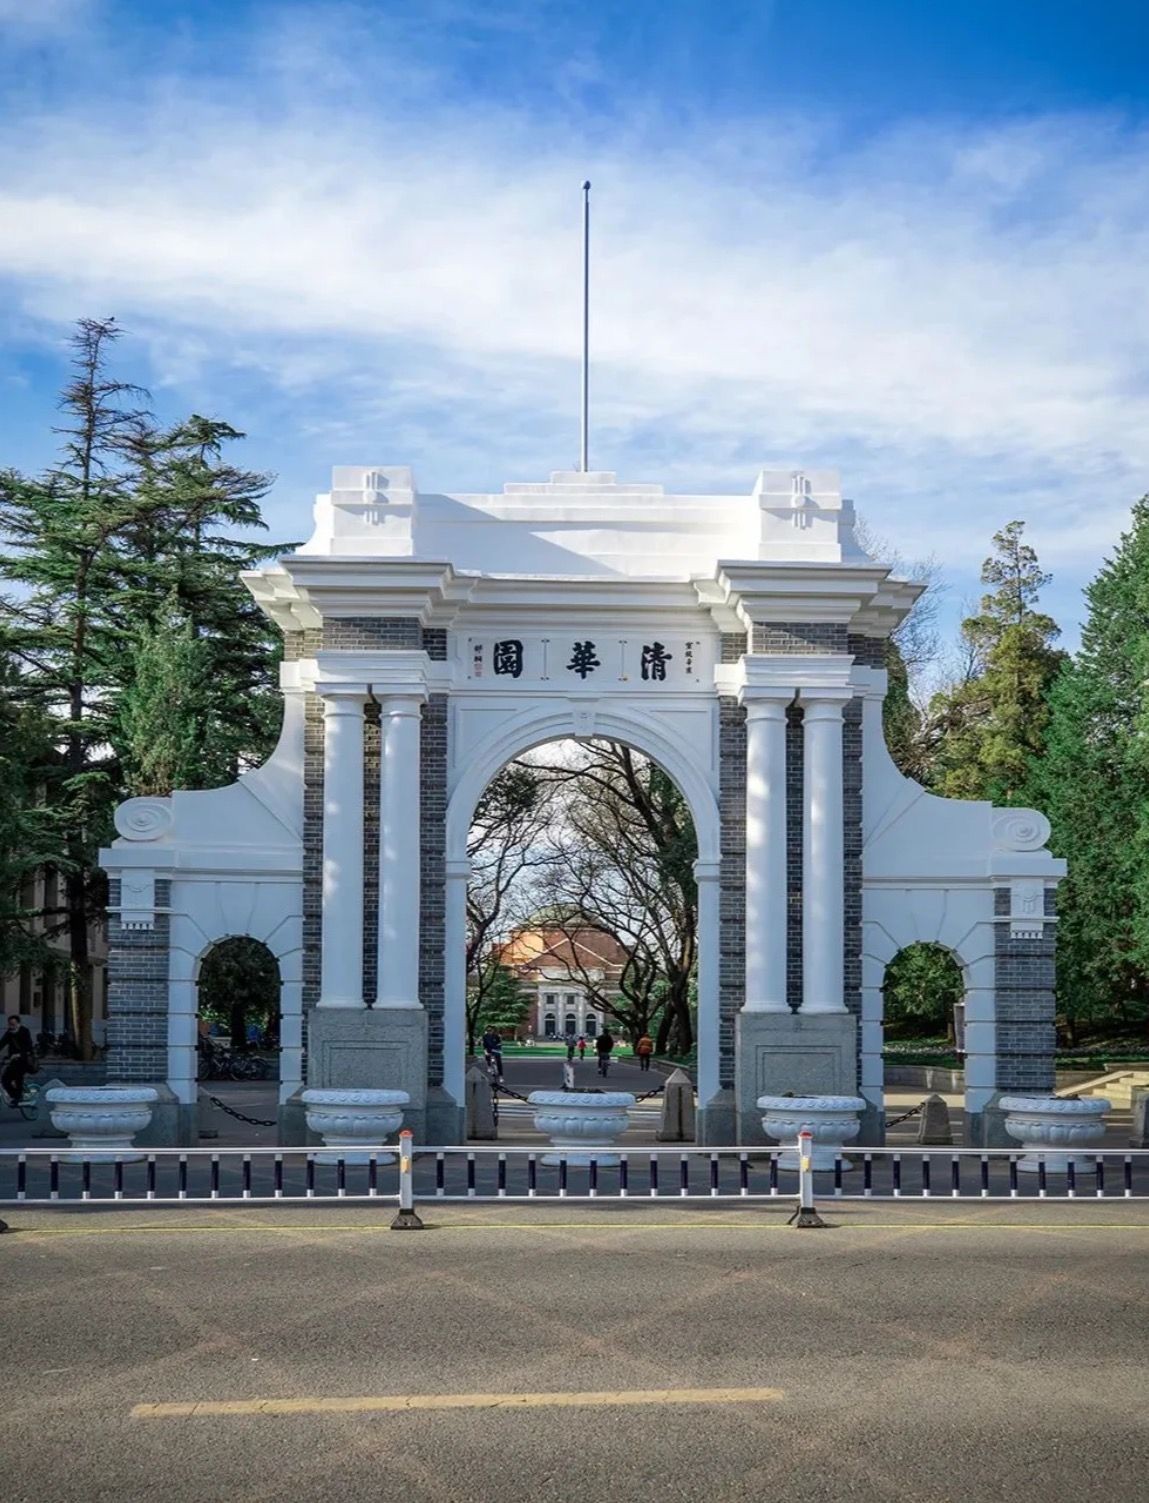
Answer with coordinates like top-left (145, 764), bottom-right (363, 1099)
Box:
top-left (757, 1095), bottom-right (867, 1170)
top-left (45, 1086), bottom-right (158, 1163)
top-left (1000, 1095), bottom-right (1110, 1173)
top-left (528, 1090), bottom-right (636, 1166)
top-left (301, 1088), bottom-right (408, 1164)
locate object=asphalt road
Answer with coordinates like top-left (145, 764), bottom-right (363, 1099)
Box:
top-left (6, 1200), bottom-right (1149, 1503)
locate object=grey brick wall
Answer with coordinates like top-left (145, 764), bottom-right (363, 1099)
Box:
top-left (720, 631), bottom-right (749, 663)
top-left (423, 629), bottom-right (447, 661)
top-left (717, 696), bottom-right (746, 1088)
top-left (302, 688), bottom-right (325, 1010)
top-left (786, 703), bottom-right (804, 1010)
top-left (752, 622), bottom-right (848, 654)
top-left (323, 618), bottom-right (422, 650)
top-left (993, 887), bottom-right (1057, 1091)
top-left (362, 702), bottom-right (381, 1002)
top-left (846, 634), bottom-right (886, 669)
top-left (105, 878), bottom-right (171, 1081)
top-left (421, 695), bottom-right (448, 1083)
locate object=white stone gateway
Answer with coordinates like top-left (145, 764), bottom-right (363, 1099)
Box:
top-left (99, 464), bottom-right (1066, 1149)
top-left (528, 1090), bottom-right (636, 1165)
top-left (45, 1086), bottom-right (158, 1162)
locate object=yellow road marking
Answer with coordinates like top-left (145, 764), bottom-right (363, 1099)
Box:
top-left (132, 1385), bottom-right (786, 1419)
top-left (9, 1218), bottom-right (1149, 1238)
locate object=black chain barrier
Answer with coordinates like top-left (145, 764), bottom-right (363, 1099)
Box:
top-left (200, 1092), bottom-right (277, 1128)
top-left (885, 1101), bottom-right (925, 1129)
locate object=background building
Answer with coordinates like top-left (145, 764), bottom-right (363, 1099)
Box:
top-left (496, 926), bottom-right (626, 1039)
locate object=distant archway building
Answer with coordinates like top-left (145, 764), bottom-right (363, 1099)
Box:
top-left (101, 466), bottom-right (1063, 1145)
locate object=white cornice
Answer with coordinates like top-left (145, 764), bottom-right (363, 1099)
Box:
top-left (717, 653), bottom-right (855, 700)
top-left (708, 560), bottom-right (895, 629)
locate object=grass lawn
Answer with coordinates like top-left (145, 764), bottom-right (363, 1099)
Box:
top-left (500, 1042), bottom-right (634, 1057)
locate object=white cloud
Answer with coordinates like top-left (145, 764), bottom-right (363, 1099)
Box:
top-left (0, 0), bottom-right (92, 35)
top-left (0, 12), bottom-right (1146, 639)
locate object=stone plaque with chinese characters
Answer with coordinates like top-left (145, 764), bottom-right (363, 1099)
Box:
top-left (460, 633), bottom-right (716, 688)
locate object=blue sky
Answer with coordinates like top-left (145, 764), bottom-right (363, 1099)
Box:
top-left (2, 0), bottom-right (1148, 656)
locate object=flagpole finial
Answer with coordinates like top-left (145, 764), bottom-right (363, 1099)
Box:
top-left (580, 181), bottom-right (591, 473)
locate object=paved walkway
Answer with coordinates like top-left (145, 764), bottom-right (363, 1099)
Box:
top-left (4, 1200), bottom-right (1148, 1502)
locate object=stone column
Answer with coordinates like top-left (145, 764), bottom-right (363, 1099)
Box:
top-left (741, 698), bottom-right (789, 1013)
top-left (376, 693), bottom-right (425, 1009)
top-left (801, 692), bottom-right (849, 1015)
top-left (694, 857), bottom-right (721, 1111)
top-left (442, 856), bottom-right (470, 1105)
top-left (318, 687), bottom-right (368, 1009)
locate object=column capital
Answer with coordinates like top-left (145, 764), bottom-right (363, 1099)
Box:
top-left (693, 858), bottom-right (722, 884)
top-left (377, 689), bottom-right (428, 715)
top-left (740, 693), bottom-right (791, 718)
top-left (799, 689), bottom-right (853, 718)
top-left (315, 681), bottom-right (370, 705)
top-left (446, 857), bottom-right (472, 882)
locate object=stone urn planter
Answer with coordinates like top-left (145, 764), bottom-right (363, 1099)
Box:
top-left (1000, 1095), bottom-right (1110, 1173)
top-left (45, 1086), bottom-right (158, 1163)
top-left (527, 1090), bottom-right (636, 1166)
top-left (301, 1089), bottom-right (409, 1165)
top-left (757, 1095), bottom-right (867, 1171)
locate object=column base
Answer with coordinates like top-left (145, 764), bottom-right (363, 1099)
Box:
top-left (696, 1087), bottom-right (736, 1146)
top-left (306, 1007), bottom-right (429, 1140)
top-left (965, 1093), bottom-right (1013, 1149)
top-left (736, 1011), bottom-right (859, 1145)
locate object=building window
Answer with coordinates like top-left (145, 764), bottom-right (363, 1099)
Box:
top-left (545, 993), bottom-right (557, 1007)
top-left (544, 1015), bottom-right (556, 1038)
top-left (564, 1013), bottom-right (577, 1037)
top-left (564, 993), bottom-right (576, 1007)
top-left (585, 1015), bottom-right (597, 1037)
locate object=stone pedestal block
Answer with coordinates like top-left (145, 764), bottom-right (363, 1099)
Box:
top-left (697, 1087), bottom-right (736, 1146)
top-left (736, 1011), bottom-right (859, 1144)
top-left (306, 1008), bottom-right (434, 1142)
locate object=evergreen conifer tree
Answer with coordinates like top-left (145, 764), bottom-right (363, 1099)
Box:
top-left (1030, 498), bottom-right (1149, 1040)
top-left (928, 521), bottom-right (1063, 803)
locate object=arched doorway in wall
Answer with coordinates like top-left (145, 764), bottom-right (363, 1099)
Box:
top-left (448, 730), bottom-right (718, 1136)
top-left (881, 941), bottom-right (966, 1137)
top-left (196, 936), bottom-right (282, 1082)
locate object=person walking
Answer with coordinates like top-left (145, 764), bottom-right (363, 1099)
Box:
top-left (0, 1015), bottom-right (36, 1107)
top-left (635, 1033), bottom-right (654, 1072)
top-left (565, 1031), bottom-right (577, 1063)
top-left (577, 1035), bottom-right (587, 1061)
top-left (595, 1028), bottom-right (614, 1078)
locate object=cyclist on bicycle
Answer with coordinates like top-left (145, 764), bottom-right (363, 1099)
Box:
top-left (1, 1015), bottom-right (36, 1107)
top-left (481, 1027), bottom-right (504, 1081)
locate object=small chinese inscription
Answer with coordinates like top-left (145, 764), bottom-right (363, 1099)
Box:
top-left (640, 642), bottom-right (673, 682)
top-left (566, 641), bottom-right (601, 679)
top-left (492, 639), bottom-right (524, 678)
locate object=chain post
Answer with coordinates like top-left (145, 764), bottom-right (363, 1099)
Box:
top-left (390, 1128), bottom-right (424, 1230)
top-left (786, 1126), bottom-right (827, 1228)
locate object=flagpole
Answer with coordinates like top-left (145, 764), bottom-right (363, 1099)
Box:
top-left (580, 179), bottom-right (590, 474)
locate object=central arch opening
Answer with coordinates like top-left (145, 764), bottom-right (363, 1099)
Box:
top-left (457, 737), bottom-right (703, 1142)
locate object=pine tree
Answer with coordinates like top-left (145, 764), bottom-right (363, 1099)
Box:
top-left (0, 318), bottom-right (152, 1053)
top-left (928, 521), bottom-right (1063, 803)
top-left (0, 651), bottom-right (68, 975)
top-left (0, 319), bottom-right (288, 1053)
top-left (1030, 498), bottom-right (1149, 1041)
top-left (117, 606), bottom-right (228, 796)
